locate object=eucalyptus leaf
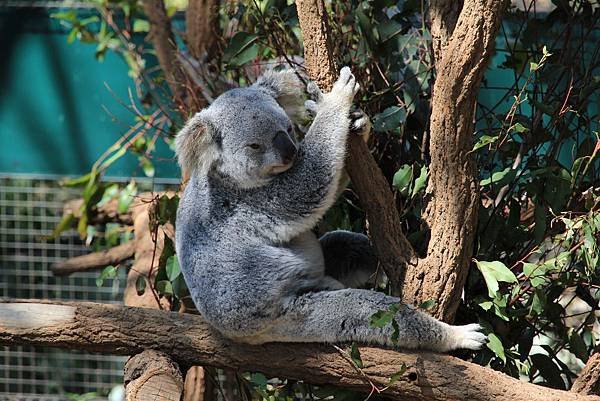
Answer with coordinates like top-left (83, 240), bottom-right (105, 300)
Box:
top-left (392, 164), bottom-right (412, 195)
top-left (486, 332), bottom-right (506, 363)
top-left (474, 260), bottom-right (517, 298)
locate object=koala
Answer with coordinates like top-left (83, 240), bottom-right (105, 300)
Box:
top-left (175, 67), bottom-right (486, 351)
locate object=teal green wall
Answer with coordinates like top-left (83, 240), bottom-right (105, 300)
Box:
top-left (0, 7), bottom-right (179, 178)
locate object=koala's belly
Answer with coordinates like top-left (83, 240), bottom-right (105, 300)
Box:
top-left (287, 230), bottom-right (325, 275)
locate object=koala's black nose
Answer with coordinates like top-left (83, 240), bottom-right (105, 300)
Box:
top-left (273, 130), bottom-right (297, 164)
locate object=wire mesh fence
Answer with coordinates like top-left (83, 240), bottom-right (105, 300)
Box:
top-left (0, 174), bottom-right (177, 401)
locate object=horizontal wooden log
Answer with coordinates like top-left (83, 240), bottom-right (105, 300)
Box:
top-left (51, 242), bottom-right (135, 276)
top-left (0, 299), bottom-right (597, 401)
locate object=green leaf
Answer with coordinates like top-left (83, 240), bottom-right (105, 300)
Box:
top-left (223, 32), bottom-right (259, 66)
top-left (61, 172), bottom-right (93, 187)
top-left (350, 343), bottom-right (363, 368)
top-left (373, 106), bottom-right (406, 132)
top-left (249, 372), bottom-right (268, 387)
top-left (569, 330), bottom-right (589, 362)
top-left (156, 280), bottom-right (173, 296)
top-left (133, 19), bottom-right (150, 33)
top-left (96, 265), bottom-right (117, 287)
top-left (388, 363), bottom-right (407, 385)
top-left (522, 262), bottom-right (546, 288)
top-left (480, 167), bottom-right (517, 187)
top-left (141, 157), bottom-right (155, 178)
top-left (47, 213), bottom-right (75, 240)
top-left (479, 300), bottom-right (493, 311)
top-left (136, 275), bottom-right (147, 296)
top-left (530, 354), bottom-right (566, 389)
top-left (50, 10), bottom-right (78, 23)
top-left (166, 256), bottom-right (181, 281)
top-left (486, 332), bottom-right (506, 363)
top-left (392, 164), bottom-right (412, 195)
top-left (474, 260), bottom-right (517, 298)
top-left (370, 309), bottom-right (394, 328)
top-left (530, 62), bottom-right (539, 71)
top-left (472, 134), bottom-right (499, 151)
top-left (419, 299), bottom-right (436, 310)
top-left (118, 181), bottom-right (137, 213)
top-left (411, 165), bottom-right (428, 197)
top-left (512, 122), bottom-right (529, 133)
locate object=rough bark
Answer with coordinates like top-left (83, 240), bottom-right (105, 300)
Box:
top-left (51, 241), bottom-right (135, 276)
top-left (186, 0), bottom-right (220, 60)
top-left (428, 0), bottom-right (464, 63)
top-left (572, 353), bottom-right (600, 395)
top-left (1, 300), bottom-right (598, 401)
top-left (142, 0), bottom-right (189, 111)
top-left (295, 0), bottom-right (417, 294)
top-left (401, 0), bottom-right (508, 321)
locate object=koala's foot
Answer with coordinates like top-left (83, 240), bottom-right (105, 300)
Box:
top-left (447, 323), bottom-right (487, 351)
top-left (349, 108), bottom-right (372, 137)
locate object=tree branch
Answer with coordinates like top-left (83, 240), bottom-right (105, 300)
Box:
top-left (401, 0), bottom-right (509, 321)
top-left (295, 0), bottom-right (417, 295)
top-left (50, 241), bottom-right (135, 276)
top-left (0, 300), bottom-right (597, 401)
top-left (142, 0), bottom-right (189, 112)
top-left (185, 0), bottom-right (220, 60)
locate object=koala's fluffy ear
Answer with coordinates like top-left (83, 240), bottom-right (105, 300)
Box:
top-left (253, 69), bottom-right (306, 123)
top-left (175, 111), bottom-right (220, 176)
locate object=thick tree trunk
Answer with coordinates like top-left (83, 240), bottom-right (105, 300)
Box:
top-left (401, 0), bottom-right (508, 321)
top-left (295, 0), bottom-right (417, 294)
top-left (1, 300), bottom-right (597, 401)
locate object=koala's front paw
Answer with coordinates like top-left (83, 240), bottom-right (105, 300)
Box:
top-left (349, 108), bottom-right (372, 137)
top-left (450, 323), bottom-right (488, 350)
top-left (327, 67), bottom-right (360, 108)
top-left (304, 68), bottom-right (360, 116)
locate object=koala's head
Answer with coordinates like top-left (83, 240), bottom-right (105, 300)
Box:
top-left (175, 70), bottom-right (305, 188)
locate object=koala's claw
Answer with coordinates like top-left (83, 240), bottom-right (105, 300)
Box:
top-left (306, 81), bottom-right (323, 102)
top-left (349, 109), bottom-right (371, 136)
top-left (452, 323), bottom-right (488, 351)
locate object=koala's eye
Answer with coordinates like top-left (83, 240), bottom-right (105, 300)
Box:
top-left (287, 126), bottom-right (293, 134)
top-left (248, 143), bottom-right (261, 150)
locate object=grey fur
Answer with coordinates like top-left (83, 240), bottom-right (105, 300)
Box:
top-left (175, 67), bottom-right (486, 352)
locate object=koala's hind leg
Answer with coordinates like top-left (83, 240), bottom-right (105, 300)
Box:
top-left (319, 231), bottom-right (378, 288)
top-left (268, 289), bottom-right (487, 352)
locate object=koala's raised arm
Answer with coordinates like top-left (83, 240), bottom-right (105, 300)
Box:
top-left (248, 68), bottom-right (360, 242)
